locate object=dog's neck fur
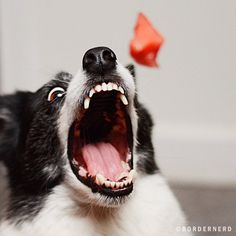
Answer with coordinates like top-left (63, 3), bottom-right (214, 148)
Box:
top-left (0, 167), bottom-right (190, 236)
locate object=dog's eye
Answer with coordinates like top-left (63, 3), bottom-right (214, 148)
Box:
top-left (47, 87), bottom-right (65, 102)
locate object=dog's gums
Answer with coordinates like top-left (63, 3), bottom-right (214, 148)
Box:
top-left (68, 82), bottom-right (134, 197)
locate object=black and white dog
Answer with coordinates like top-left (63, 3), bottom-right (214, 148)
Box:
top-left (0, 47), bottom-right (191, 236)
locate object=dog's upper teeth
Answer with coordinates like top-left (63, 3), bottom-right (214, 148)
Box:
top-left (120, 94), bottom-right (128, 105)
top-left (95, 84), bottom-right (102, 92)
top-left (118, 86), bottom-right (125, 94)
top-left (84, 97), bottom-right (90, 109)
top-left (102, 82), bottom-right (108, 91)
top-left (112, 83), bottom-right (118, 91)
top-left (107, 82), bottom-right (113, 91)
top-left (89, 88), bottom-right (95, 98)
top-left (85, 83), bottom-right (127, 109)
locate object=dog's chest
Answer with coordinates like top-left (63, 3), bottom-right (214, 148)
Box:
top-left (0, 174), bottom-right (189, 236)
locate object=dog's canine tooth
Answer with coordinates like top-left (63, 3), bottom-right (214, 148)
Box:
top-left (96, 173), bottom-right (106, 185)
top-left (124, 180), bottom-right (129, 187)
top-left (112, 83), bottom-right (118, 91)
top-left (102, 82), bottom-right (108, 91)
top-left (119, 182), bottom-right (124, 188)
top-left (95, 84), bottom-right (102, 92)
top-left (107, 82), bottom-right (113, 91)
top-left (120, 94), bottom-right (128, 105)
top-left (84, 97), bottom-right (90, 109)
top-left (89, 88), bottom-right (95, 98)
top-left (110, 182), bottom-right (115, 188)
top-left (118, 86), bottom-right (125, 94)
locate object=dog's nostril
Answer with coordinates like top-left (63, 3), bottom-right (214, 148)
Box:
top-left (85, 53), bottom-right (97, 65)
top-left (82, 47), bottom-right (117, 75)
top-left (102, 49), bottom-right (116, 63)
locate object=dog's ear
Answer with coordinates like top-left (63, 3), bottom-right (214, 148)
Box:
top-left (0, 92), bottom-right (33, 162)
top-left (126, 64), bottom-right (136, 79)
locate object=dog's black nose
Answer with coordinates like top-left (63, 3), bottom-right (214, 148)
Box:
top-left (83, 47), bottom-right (117, 74)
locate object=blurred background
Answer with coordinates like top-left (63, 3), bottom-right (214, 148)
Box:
top-left (0, 0), bottom-right (235, 235)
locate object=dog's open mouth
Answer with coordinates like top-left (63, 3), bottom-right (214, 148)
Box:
top-left (68, 82), bottom-right (134, 197)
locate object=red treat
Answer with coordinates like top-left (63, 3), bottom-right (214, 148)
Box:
top-left (130, 13), bottom-right (164, 67)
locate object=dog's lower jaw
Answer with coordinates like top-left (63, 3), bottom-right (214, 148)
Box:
top-left (63, 160), bottom-right (134, 208)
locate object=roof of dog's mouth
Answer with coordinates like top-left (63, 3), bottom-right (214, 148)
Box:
top-left (68, 81), bottom-right (134, 197)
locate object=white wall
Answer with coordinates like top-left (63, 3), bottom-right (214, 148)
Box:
top-left (0, 0), bottom-right (236, 185)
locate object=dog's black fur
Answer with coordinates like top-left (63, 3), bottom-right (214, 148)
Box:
top-left (0, 67), bottom-right (158, 224)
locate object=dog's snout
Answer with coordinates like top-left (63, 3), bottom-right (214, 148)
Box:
top-left (82, 47), bottom-right (117, 75)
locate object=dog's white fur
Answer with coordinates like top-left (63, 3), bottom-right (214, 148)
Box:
top-left (0, 63), bottom-right (192, 235)
top-left (0, 161), bottom-right (191, 236)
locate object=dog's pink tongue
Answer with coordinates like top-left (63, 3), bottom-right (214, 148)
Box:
top-left (82, 142), bottom-right (124, 181)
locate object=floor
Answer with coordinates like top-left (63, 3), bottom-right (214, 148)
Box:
top-left (171, 184), bottom-right (236, 236)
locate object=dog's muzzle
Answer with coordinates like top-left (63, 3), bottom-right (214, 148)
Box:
top-left (67, 47), bottom-right (135, 199)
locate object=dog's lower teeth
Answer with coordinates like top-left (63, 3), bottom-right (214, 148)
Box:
top-left (78, 167), bottom-right (87, 177)
top-left (96, 173), bottom-right (106, 185)
top-left (92, 170), bottom-right (134, 189)
top-left (105, 181), bottom-right (111, 188)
